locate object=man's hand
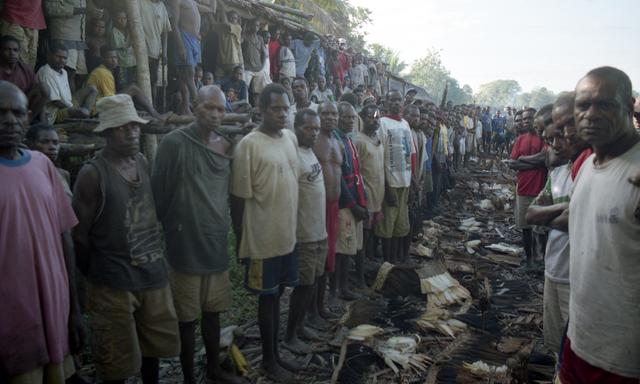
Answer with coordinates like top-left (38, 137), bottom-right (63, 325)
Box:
top-left (84, 7), bottom-right (103, 19)
top-left (178, 46), bottom-right (187, 61)
top-left (68, 312), bottom-right (88, 355)
top-left (350, 205), bottom-right (369, 222)
top-left (408, 188), bottom-right (415, 205)
top-left (536, 190), bottom-right (553, 206)
top-left (161, 52), bottom-right (168, 65)
top-left (385, 188), bottom-right (398, 207)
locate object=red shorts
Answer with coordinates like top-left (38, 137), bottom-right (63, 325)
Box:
top-left (363, 210), bottom-right (384, 229)
top-left (325, 199), bottom-right (339, 273)
top-left (559, 337), bottom-right (638, 384)
top-left (483, 130), bottom-right (493, 138)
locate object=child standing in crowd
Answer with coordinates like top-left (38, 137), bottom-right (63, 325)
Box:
top-left (310, 75), bottom-right (334, 102)
top-left (110, 9), bottom-right (136, 91)
top-left (202, 71), bottom-right (214, 86)
top-left (87, 18), bottom-right (109, 74)
top-left (194, 66), bottom-right (204, 91)
top-left (277, 32), bottom-right (296, 82)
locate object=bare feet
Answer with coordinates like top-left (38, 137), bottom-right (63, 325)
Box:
top-left (277, 357), bottom-right (304, 372)
top-left (259, 363), bottom-right (294, 383)
top-left (318, 308), bottom-right (341, 320)
top-left (326, 295), bottom-right (346, 313)
top-left (297, 325), bottom-right (323, 342)
top-left (306, 314), bottom-right (334, 331)
top-left (282, 336), bottom-right (311, 355)
top-left (355, 283), bottom-right (378, 298)
top-left (338, 288), bottom-right (363, 301)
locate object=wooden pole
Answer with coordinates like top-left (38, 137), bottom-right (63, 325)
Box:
top-left (125, 0), bottom-right (158, 171)
top-left (255, 0), bottom-right (314, 20)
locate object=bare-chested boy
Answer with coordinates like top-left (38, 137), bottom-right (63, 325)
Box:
top-left (171, 0), bottom-right (215, 115)
top-left (307, 101), bottom-right (343, 329)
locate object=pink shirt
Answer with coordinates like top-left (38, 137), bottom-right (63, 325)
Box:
top-left (0, 150), bottom-right (78, 376)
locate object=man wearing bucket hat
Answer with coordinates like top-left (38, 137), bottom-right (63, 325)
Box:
top-left (72, 94), bottom-right (180, 384)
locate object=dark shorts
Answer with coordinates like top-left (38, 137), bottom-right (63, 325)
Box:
top-left (325, 199), bottom-right (339, 273)
top-left (243, 250), bottom-right (299, 295)
top-left (483, 130), bottom-right (492, 138)
top-left (173, 29), bottom-right (198, 67)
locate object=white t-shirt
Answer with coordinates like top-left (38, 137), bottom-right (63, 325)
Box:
top-left (537, 164), bottom-right (572, 284)
top-left (231, 129), bottom-right (299, 259)
top-left (36, 64), bottom-right (72, 125)
top-left (505, 114), bottom-right (515, 133)
top-left (378, 117), bottom-right (415, 188)
top-left (310, 88), bottom-right (334, 103)
top-left (286, 101), bottom-right (318, 130)
top-left (568, 141), bottom-right (640, 378)
top-left (296, 147), bottom-right (327, 242)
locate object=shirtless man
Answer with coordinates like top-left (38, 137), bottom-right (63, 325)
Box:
top-left (171, 0), bottom-right (215, 115)
top-left (308, 101), bottom-right (343, 327)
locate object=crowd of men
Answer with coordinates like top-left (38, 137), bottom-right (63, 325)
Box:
top-left (2, 63), bottom-right (640, 384)
top-left (1, 2), bottom-right (640, 384)
top-left (0, 0), bottom-right (391, 125)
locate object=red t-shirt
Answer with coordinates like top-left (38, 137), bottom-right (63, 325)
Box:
top-left (0, 61), bottom-right (38, 93)
top-left (571, 147), bottom-right (594, 180)
top-left (268, 40), bottom-right (280, 80)
top-left (510, 132), bottom-right (547, 196)
top-left (0, 0), bottom-right (46, 30)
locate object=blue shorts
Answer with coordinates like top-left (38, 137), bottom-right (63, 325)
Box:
top-left (174, 29), bottom-right (198, 67)
top-left (243, 250), bottom-right (299, 295)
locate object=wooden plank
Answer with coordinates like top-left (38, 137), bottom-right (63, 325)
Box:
top-left (255, 0), bottom-right (314, 20)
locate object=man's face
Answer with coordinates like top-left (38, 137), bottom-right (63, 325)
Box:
top-left (104, 122), bottom-right (141, 157)
top-left (552, 103), bottom-right (584, 149)
top-left (0, 91), bottom-right (29, 150)
top-left (29, 130), bottom-right (60, 163)
top-left (261, 32), bottom-right (270, 45)
top-left (102, 50), bottom-right (118, 70)
top-left (194, 90), bottom-right (227, 132)
top-left (202, 73), bottom-right (214, 86)
top-left (0, 41), bottom-right (20, 65)
top-left (404, 107), bottom-right (420, 129)
top-left (363, 108), bottom-right (380, 132)
top-left (303, 37), bottom-right (315, 47)
top-left (522, 110), bottom-right (536, 133)
top-left (514, 114), bottom-right (523, 133)
top-left (496, 111), bottom-right (500, 117)
top-left (271, 29), bottom-right (280, 41)
top-left (355, 91), bottom-right (364, 105)
top-left (250, 21), bottom-right (260, 34)
top-left (506, 107), bottom-right (511, 115)
top-left (50, 49), bottom-right (69, 72)
top-left (574, 75), bottom-right (634, 147)
top-left (295, 115), bottom-right (320, 148)
top-left (233, 69), bottom-right (243, 83)
top-left (386, 91), bottom-right (403, 115)
top-left (427, 104), bottom-right (435, 113)
top-left (317, 77), bottom-right (326, 91)
top-left (338, 105), bottom-right (357, 133)
top-left (292, 79), bottom-right (308, 101)
top-left (428, 118), bottom-right (436, 136)
top-left (405, 92), bottom-right (415, 103)
top-left (318, 103), bottom-right (338, 132)
top-left (634, 109), bottom-right (640, 132)
top-left (283, 35), bottom-right (292, 47)
top-left (544, 119), bottom-right (577, 161)
top-left (229, 13), bottom-right (239, 24)
top-left (535, 112), bottom-right (550, 140)
top-left (262, 93), bottom-right (290, 131)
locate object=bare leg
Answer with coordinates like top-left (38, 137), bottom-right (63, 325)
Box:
top-left (337, 254), bottom-right (361, 301)
top-left (26, 83), bottom-right (50, 123)
top-left (149, 58), bottom-right (159, 109)
top-left (523, 228), bottom-right (535, 270)
top-left (381, 237), bottom-right (392, 264)
top-left (74, 83), bottom-right (98, 113)
top-left (259, 287), bottom-right (295, 381)
top-left (327, 263), bottom-right (345, 313)
top-left (202, 312), bottom-right (247, 384)
top-left (306, 275), bottom-right (337, 331)
top-left (66, 67), bottom-right (77, 94)
top-left (141, 357), bottom-right (159, 384)
top-left (283, 284), bottom-right (314, 354)
top-left (178, 65), bottom-right (196, 115)
top-left (120, 84), bottom-right (172, 120)
top-left (178, 321), bottom-right (197, 384)
top-left (390, 237), bottom-right (400, 265)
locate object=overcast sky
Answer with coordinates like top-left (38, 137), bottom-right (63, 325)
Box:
top-left (347, 0), bottom-right (640, 95)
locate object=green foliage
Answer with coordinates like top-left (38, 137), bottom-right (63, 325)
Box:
top-left (475, 80), bottom-right (522, 106)
top-left (405, 47), bottom-right (469, 104)
top-left (367, 43), bottom-right (407, 74)
top-left (343, 6), bottom-right (371, 50)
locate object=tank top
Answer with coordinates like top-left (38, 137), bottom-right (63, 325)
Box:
top-left (243, 36), bottom-right (263, 72)
top-left (87, 153), bottom-right (168, 291)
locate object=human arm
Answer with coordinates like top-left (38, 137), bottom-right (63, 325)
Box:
top-left (229, 194), bottom-right (244, 249)
top-left (508, 158), bottom-right (540, 171)
top-left (196, 0), bottom-right (216, 14)
top-left (170, 0), bottom-right (187, 61)
top-left (44, 0), bottom-right (102, 19)
top-left (62, 230), bottom-right (89, 354)
top-left (383, 176), bottom-right (397, 207)
top-left (71, 163), bottom-right (101, 276)
top-left (518, 151), bottom-right (546, 166)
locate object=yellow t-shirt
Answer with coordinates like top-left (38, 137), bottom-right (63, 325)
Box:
top-left (213, 23), bottom-right (243, 66)
top-left (85, 65), bottom-right (116, 115)
top-left (231, 129), bottom-right (299, 259)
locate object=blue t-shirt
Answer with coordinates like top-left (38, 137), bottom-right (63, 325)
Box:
top-left (289, 39), bottom-right (321, 75)
top-left (424, 136), bottom-right (433, 172)
top-left (215, 77), bottom-right (247, 103)
top-left (481, 113), bottom-right (492, 132)
top-left (492, 117), bottom-right (504, 133)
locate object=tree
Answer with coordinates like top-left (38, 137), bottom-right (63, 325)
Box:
top-left (276, 0), bottom-right (355, 36)
top-left (367, 44), bottom-right (407, 74)
top-left (528, 87), bottom-right (557, 109)
top-left (405, 48), bottom-right (450, 104)
top-left (475, 80), bottom-right (522, 106)
top-left (343, 6), bottom-right (371, 50)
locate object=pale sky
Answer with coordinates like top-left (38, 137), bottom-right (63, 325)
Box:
top-left (347, 0), bottom-right (640, 95)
